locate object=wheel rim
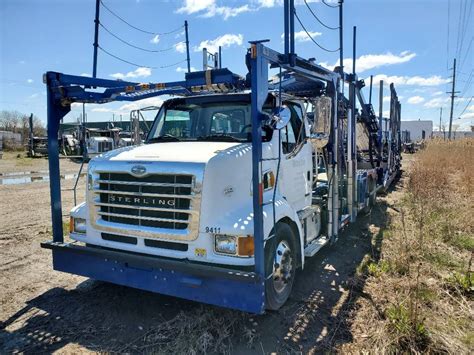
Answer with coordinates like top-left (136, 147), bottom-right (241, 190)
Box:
top-left (272, 240), bottom-right (293, 295)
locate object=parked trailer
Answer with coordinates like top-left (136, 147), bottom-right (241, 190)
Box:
top-left (41, 21), bottom-right (401, 315)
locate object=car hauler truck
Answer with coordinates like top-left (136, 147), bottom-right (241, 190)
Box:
top-left (41, 9), bottom-right (401, 315)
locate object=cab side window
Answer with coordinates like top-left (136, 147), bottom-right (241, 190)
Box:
top-left (281, 103), bottom-right (304, 154)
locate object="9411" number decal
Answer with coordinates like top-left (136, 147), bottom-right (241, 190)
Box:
top-left (205, 226), bottom-right (221, 234)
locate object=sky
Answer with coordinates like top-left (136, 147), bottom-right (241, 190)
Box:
top-left (0, 0), bottom-right (473, 130)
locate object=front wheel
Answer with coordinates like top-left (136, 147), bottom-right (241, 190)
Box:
top-left (265, 223), bottom-right (297, 310)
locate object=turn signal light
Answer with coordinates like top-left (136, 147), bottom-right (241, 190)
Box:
top-left (237, 236), bottom-right (255, 257)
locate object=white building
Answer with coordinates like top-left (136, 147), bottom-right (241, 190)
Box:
top-left (400, 120), bottom-right (433, 141)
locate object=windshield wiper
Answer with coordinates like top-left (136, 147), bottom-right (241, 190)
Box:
top-left (196, 134), bottom-right (246, 142)
top-left (148, 134), bottom-right (182, 143)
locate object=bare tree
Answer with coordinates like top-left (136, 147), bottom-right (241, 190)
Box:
top-left (0, 110), bottom-right (45, 143)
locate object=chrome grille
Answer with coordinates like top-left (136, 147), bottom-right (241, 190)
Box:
top-left (94, 172), bottom-right (195, 230)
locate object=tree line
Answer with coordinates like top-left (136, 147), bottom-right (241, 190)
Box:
top-left (0, 110), bottom-right (46, 142)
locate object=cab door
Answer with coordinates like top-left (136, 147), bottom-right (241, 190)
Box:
top-left (278, 103), bottom-right (313, 212)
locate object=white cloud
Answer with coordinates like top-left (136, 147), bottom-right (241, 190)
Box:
top-left (258, 0), bottom-right (280, 7)
top-left (80, 73), bottom-right (92, 77)
top-left (407, 96), bottom-right (425, 104)
top-left (195, 33), bottom-right (243, 53)
top-left (91, 107), bottom-right (114, 113)
top-left (19, 60), bottom-right (26, 64)
top-left (460, 112), bottom-right (474, 120)
top-left (177, 0), bottom-right (215, 14)
top-left (322, 51), bottom-right (416, 73)
top-left (110, 67), bottom-right (152, 80)
top-left (432, 91), bottom-right (443, 96)
top-left (205, 5), bottom-right (251, 19)
top-left (383, 96), bottom-right (390, 103)
top-left (150, 35), bottom-right (160, 44)
top-left (118, 97), bottom-right (164, 112)
top-left (175, 42), bottom-right (186, 53)
top-left (177, 0), bottom-right (251, 20)
top-left (423, 96), bottom-right (466, 108)
top-left (176, 66), bottom-right (197, 73)
top-left (370, 74), bottom-right (450, 87)
top-left (282, 30), bottom-right (322, 43)
top-left (27, 79), bottom-right (33, 83)
top-left (28, 93), bottom-right (39, 99)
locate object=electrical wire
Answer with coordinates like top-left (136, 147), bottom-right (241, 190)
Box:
top-left (293, 9), bottom-right (340, 53)
top-left (457, 0), bottom-right (472, 62)
top-left (446, 0), bottom-right (451, 71)
top-left (303, 0), bottom-right (339, 30)
top-left (98, 45), bottom-right (186, 69)
top-left (456, 96), bottom-right (473, 117)
top-left (100, 23), bottom-right (183, 53)
top-left (321, 0), bottom-right (339, 9)
top-left (100, 0), bottom-right (183, 36)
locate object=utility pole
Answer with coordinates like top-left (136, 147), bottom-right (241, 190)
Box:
top-left (92, 0), bottom-right (100, 78)
top-left (448, 58), bottom-right (459, 140)
top-left (339, 0), bottom-right (344, 75)
top-left (184, 20), bottom-right (191, 73)
top-left (439, 107), bottom-right (442, 137)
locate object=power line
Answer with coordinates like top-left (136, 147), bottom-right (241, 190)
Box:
top-left (303, 0), bottom-right (339, 30)
top-left (100, 0), bottom-right (183, 36)
top-left (457, 96), bottom-right (473, 117)
top-left (293, 8), bottom-right (340, 53)
top-left (98, 45), bottom-right (186, 69)
top-left (459, 36), bottom-right (473, 71)
top-left (100, 23), bottom-right (183, 53)
top-left (321, 0), bottom-right (339, 9)
top-left (446, 0), bottom-right (451, 71)
top-left (457, 0), bottom-right (472, 62)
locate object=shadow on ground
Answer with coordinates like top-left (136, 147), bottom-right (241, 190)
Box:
top-left (1, 174), bottom-right (403, 353)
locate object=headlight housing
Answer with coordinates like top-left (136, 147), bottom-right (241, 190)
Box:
top-left (214, 235), bottom-right (254, 257)
top-left (71, 217), bottom-right (86, 234)
top-left (215, 235), bottom-right (237, 255)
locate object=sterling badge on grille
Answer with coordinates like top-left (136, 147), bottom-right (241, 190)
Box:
top-left (131, 165), bottom-right (147, 176)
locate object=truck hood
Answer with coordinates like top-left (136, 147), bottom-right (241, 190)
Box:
top-left (96, 141), bottom-right (246, 163)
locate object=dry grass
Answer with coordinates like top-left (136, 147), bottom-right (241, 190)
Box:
top-left (340, 139), bottom-right (474, 353)
top-left (115, 306), bottom-right (256, 354)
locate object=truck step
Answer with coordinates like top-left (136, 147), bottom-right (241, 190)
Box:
top-left (304, 236), bottom-right (329, 257)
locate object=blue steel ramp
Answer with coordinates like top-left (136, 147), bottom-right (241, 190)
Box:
top-left (42, 242), bottom-right (265, 314)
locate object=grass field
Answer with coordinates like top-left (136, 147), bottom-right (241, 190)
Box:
top-left (341, 139), bottom-right (473, 353)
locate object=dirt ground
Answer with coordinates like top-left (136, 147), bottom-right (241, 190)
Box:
top-left (0, 153), bottom-right (406, 353)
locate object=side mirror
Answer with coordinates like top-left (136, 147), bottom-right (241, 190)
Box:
top-left (269, 106), bottom-right (291, 130)
top-left (309, 96), bottom-right (332, 149)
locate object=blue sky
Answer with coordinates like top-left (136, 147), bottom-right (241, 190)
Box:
top-left (1, 0), bottom-right (472, 130)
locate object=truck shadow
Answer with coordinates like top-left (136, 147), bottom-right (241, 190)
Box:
top-left (1, 181), bottom-right (398, 353)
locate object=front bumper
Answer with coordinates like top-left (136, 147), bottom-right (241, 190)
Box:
top-left (41, 241), bottom-right (265, 314)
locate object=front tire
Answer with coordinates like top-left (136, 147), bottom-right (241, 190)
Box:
top-left (265, 223), bottom-right (297, 311)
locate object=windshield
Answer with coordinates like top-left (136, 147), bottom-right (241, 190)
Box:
top-left (147, 100), bottom-right (256, 143)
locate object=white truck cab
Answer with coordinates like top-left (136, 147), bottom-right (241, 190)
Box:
top-left (71, 92), bottom-right (324, 309)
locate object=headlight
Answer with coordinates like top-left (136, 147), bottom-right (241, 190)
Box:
top-left (214, 235), bottom-right (254, 257)
top-left (215, 235), bottom-right (237, 255)
top-left (72, 217), bottom-right (86, 234)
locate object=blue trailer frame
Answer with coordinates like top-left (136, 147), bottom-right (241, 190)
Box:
top-left (41, 35), bottom-right (349, 313)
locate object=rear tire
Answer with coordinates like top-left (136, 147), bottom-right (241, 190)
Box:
top-left (265, 223), bottom-right (297, 311)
